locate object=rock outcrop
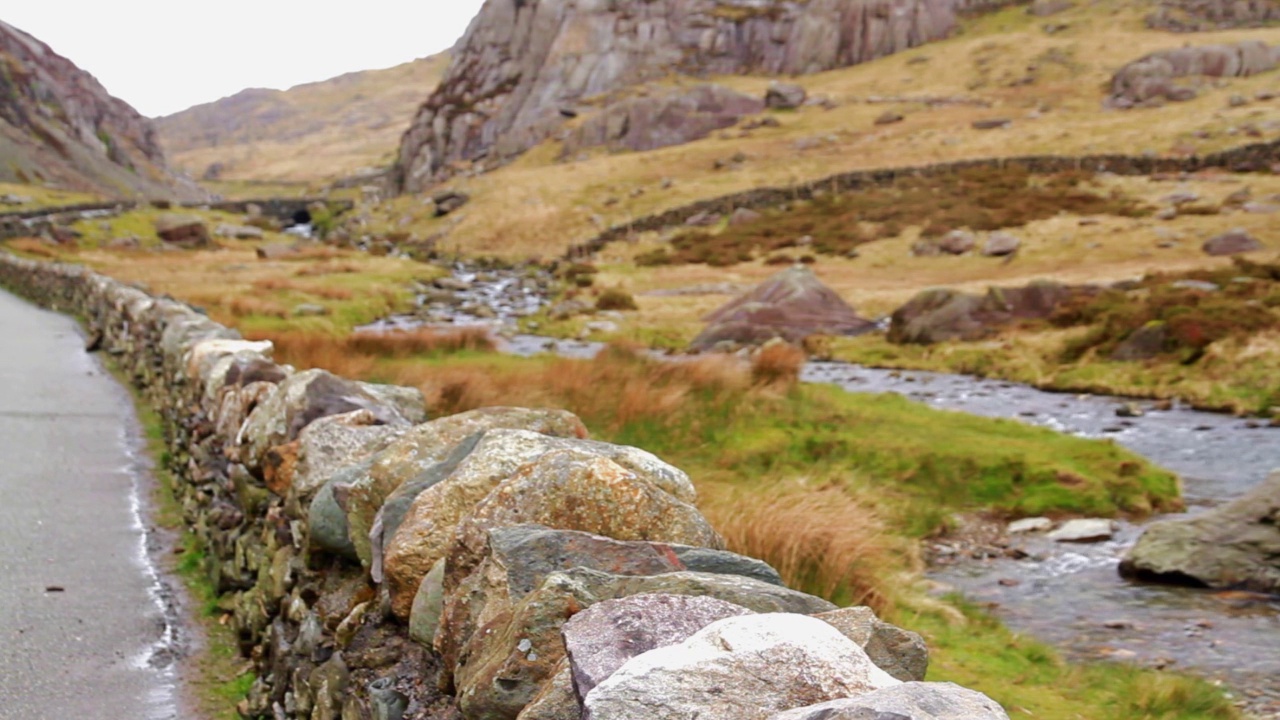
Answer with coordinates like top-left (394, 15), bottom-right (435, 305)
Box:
top-left (560, 84), bottom-right (764, 159)
top-left (1120, 471), bottom-right (1280, 593)
top-left (888, 281), bottom-right (1082, 345)
top-left (0, 21), bottom-right (201, 199)
top-left (1146, 0), bottom-right (1280, 31)
top-left (690, 266), bottom-right (876, 351)
top-left (394, 0), bottom-right (962, 191)
top-left (1107, 41), bottom-right (1280, 107)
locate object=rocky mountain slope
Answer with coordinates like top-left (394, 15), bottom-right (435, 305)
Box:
top-left (156, 54), bottom-right (448, 184)
top-left (0, 20), bottom-right (201, 200)
top-left (393, 0), bottom-right (967, 192)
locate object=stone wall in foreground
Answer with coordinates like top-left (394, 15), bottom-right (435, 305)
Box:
top-left (0, 252), bottom-right (1011, 720)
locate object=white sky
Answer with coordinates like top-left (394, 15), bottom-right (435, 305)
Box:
top-left (3, 1), bottom-right (486, 118)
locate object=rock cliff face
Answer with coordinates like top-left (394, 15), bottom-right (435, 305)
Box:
top-left (394, 0), bottom-right (962, 192)
top-left (0, 21), bottom-right (200, 199)
top-left (1147, 0), bottom-right (1280, 31)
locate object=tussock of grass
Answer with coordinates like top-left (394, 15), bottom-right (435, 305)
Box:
top-left (700, 483), bottom-right (906, 612)
top-left (251, 327), bottom-right (496, 379)
top-left (750, 341), bottom-right (806, 387)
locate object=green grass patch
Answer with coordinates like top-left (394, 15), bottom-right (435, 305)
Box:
top-left (906, 599), bottom-right (1239, 720)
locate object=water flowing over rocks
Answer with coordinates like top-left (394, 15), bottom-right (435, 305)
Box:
top-left (393, 0), bottom-right (963, 191)
top-left (0, 250), bottom-right (1002, 719)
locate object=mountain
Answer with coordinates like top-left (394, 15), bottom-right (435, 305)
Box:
top-left (392, 0), bottom-right (968, 192)
top-left (155, 54), bottom-right (449, 184)
top-left (0, 20), bottom-right (202, 200)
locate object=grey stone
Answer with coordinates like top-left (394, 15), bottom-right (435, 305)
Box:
top-left (1203, 228), bottom-right (1264, 256)
top-left (815, 607), bottom-right (929, 682)
top-left (582, 613), bottom-right (898, 720)
top-left (766, 82), bottom-right (809, 110)
top-left (408, 559), bottom-right (446, 646)
top-left (1048, 519), bottom-right (1116, 543)
top-left (1120, 471), bottom-right (1280, 592)
top-left (982, 232), bottom-right (1021, 257)
top-left (1007, 517), bottom-right (1052, 534)
top-left (770, 681), bottom-right (1010, 719)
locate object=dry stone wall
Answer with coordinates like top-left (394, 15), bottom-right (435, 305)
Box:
top-left (0, 252), bottom-right (1008, 720)
top-left (567, 139), bottom-right (1280, 258)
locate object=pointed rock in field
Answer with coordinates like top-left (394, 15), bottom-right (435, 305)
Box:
top-left (690, 267), bottom-right (875, 351)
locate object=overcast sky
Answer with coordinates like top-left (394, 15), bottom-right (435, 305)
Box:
top-left (4, 1), bottom-right (486, 118)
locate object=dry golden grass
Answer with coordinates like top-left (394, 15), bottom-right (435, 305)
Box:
top-left (251, 327), bottom-right (495, 379)
top-left (362, 5), bottom-right (1280, 259)
top-left (699, 483), bottom-right (908, 613)
top-left (750, 342), bottom-right (806, 387)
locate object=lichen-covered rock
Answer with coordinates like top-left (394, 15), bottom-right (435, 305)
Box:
top-left (394, 0), bottom-right (961, 190)
top-left (239, 369), bottom-right (425, 477)
top-left (814, 607), bottom-right (929, 682)
top-left (1119, 471), bottom-right (1280, 593)
top-left (769, 681), bottom-right (1010, 720)
top-left (383, 430), bottom-right (696, 619)
top-left (582, 613), bottom-right (899, 720)
top-left (516, 662), bottom-right (578, 720)
top-left (289, 410), bottom-right (408, 502)
top-left (564, 594), bottom-right (754, 700)
top-left (443, 447), bottom-right (723, 598)
top-left (345, 408), bottom-right (587, 569)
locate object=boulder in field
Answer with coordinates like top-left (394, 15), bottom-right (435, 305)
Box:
top-left (1108, 41), bottom-right (1279, 107)
top-left (582, 613), bottom-right (898, 720)
top-left (690, 267), bottom-right (876, 352)
top-left (938, 230), bottom-right (977, 255)
top-left (1119, 471), bottom-right (1280, 593)
top-left (982, 231), bottom-right (1021, 257)
top-left (766, 82), bottom-right (808, 110)
top-left (215, 223), bottom-right (265, 240)
top-left (154, 213), bottom-right (211, 248)
top-left (770, 681), bottom-right (1010, 720)
top-left (1202, 228), bottom-right (1263, 256)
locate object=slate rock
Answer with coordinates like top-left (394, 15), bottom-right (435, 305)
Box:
top-left (770, 681), bottom-right (1010, 719)
top-left (582, 613), bottom-right (899, 720)
top-left (409, 558), bottom-right (447, 647)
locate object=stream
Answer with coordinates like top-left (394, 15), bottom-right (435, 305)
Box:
top-left (362, 268), bottom-right (1280, 715)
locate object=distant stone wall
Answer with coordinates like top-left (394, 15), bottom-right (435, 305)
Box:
top-left (567, 139), bottom-right (1280, 258)
top-left (0, 253), bottom-right (1008, 720)
top-left (0, 197), bottom-right (354, 243)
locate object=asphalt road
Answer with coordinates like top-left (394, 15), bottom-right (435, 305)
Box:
top-left (0, 288), bottom-right (177, 719)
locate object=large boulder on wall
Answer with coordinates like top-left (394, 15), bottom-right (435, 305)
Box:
top-left (393, 0), bottom-right (961, 191)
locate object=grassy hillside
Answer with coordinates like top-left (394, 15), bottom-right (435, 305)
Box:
top-left (156, 54), bottom-right (448, 183)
